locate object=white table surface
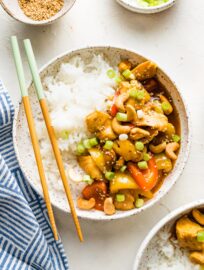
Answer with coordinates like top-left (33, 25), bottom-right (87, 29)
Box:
top-left (0, 0), bottom-right (204, 269)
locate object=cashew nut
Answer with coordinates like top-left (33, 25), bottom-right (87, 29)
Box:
top-left (149, 142), bottom-right (167, 154)
top-left (112, 117), bottom-right (131, 134)
top-left (126, 104), bottom-right (138, 122)
top-left (104, 197), bottom-right (116, 215)
top-left (190, 252), bottom-right (204, 265)
top-left (77, 197), bottom-right (96, 210)
top-left (192, 209), bottom-right (204, 225)
top-left (165, 142), bottom-right (180, 160)
top-left (130, 127), bottom-right (150, 140)
top-left (115, 92), bottom-right (129, 112)
top-left (68, 168), bottom-right (82, 183)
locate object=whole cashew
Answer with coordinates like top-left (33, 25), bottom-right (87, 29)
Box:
top-left (149, 142), bottom-right (167, 154)
top-left (115, 92), bottom-right (129, 112)
top-left (77, 197), bottom-right (96, 210)
top-left (104, 197), bottom-right (116, 215)
top-left (126, 104), bottom-right (138, 122)
top-left (192, 209), bottom-right (204, 225)
top-left (130, 127), bottom-right (150, 140)
top-left (165, 142), bottom-right (180, 160)
top-left (112, 117), bottom-right (131, 134)
top-left (190, 252), bottom-right (204, 265)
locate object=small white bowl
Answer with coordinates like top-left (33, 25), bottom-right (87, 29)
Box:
top-left (116, 0), bottom-right (176, 14)
top-left (133, 200), bottom-right (204, 269)
top-left (13, 46), bottom-right (191, 221)
top-left (1, 0), bottom-right (76, 25)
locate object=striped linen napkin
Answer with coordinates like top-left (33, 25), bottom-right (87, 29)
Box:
top-left (0, 80), bottom-right (69, 270)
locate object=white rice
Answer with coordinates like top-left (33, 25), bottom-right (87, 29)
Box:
top-left (36, 54), bottom-right (116, 197)
top-left (140, 226), bottom-right (200, 270)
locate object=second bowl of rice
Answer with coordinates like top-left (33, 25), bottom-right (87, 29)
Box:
top-left (133, 200), bottom-right (204, 270)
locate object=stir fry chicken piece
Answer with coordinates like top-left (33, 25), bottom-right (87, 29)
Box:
top-left (86, 111), bottom-right (116, 140)
top-left (86, 111), bottom-right (110, 133)
top-left (82, 181), bottom-right (107, 211)
top-left (131, 61), bottom-right (157, 81)
top-left (176, 217), bottom-right (204, 251)
top-left (103, 149), bottom-right (116, 171)
top-left (97, 119), bottom-right (117, 140)
top-left (77, 155), bottom-right (103, 180)
top-left (129, 127), bottom-right (150, 141)
top-left (113, 140), bottom-right (143, 162)
top-left (135, 110), bottom-right (168, 132)
top-left (140, 128), bottom-right (159, 144)
top-left (114, 190), bottom-right (135, 211)
top-left (114, 156), bottom-right (125, 170)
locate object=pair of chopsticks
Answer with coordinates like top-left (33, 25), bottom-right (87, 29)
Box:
top-left (11, 36), bottom-right (83, 242)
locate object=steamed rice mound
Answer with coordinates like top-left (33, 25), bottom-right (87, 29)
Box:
top-left (35, 54), bottom-right (116, 196)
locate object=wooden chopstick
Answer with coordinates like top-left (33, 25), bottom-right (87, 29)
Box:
top-left (11, 36), bottom-right (59, 241)
top-left (23, 39), bottom-right (83, 242)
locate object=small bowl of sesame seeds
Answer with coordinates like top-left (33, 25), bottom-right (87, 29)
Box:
top-left (1, 0), bottom-right (76, 25)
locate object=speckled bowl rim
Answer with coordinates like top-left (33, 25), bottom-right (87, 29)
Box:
top-left (116, 0), bottom-right (176, 14)
top-left (1, 0), bottom-right (76, 26)
top-left (13, 46), bottom-right (192, 221)
top-left (133, 199), bottom-right (204, 270)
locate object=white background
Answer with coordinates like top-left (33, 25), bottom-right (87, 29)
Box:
top-left (0, 0), bottom-right (204, 269)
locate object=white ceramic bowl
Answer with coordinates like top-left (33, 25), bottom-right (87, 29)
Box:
top-left (1, 0), bottom-right (76, 25)
top-left (133, 200), bottom-right (204, 269)
top-left (116, 0), bottom-right (176, 14)
top-left (13, 46), bottom-right (191, 220)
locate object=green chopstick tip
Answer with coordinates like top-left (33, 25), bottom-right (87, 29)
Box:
top-left (11, 35), bottom-right (28, 97)
top-left (23, 39), bottom-right (45, 100)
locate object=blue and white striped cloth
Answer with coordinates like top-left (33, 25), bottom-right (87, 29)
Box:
top-left (0, 80), bottom-right (69, 270)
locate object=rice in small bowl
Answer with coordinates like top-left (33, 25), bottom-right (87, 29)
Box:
top-left (13, 47), bottom-right (190, 220)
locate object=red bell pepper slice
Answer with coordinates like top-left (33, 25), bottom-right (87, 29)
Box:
top-left (110, 90), bottom-right (120, 117)
top-left (127, 157), bottom-right (158, 191)
top-left (111, 104), bottom-right (118, 117)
